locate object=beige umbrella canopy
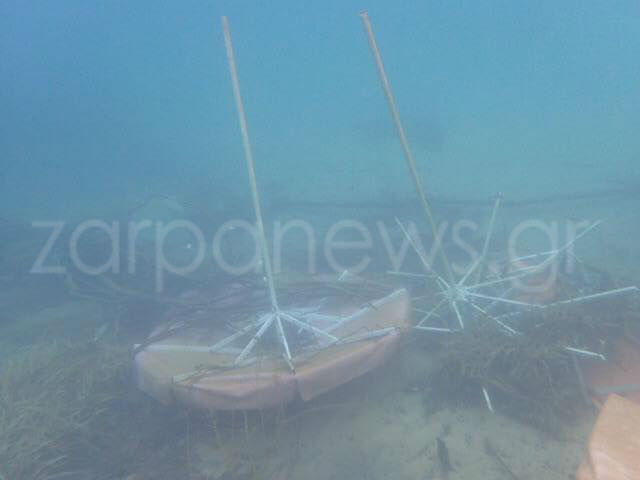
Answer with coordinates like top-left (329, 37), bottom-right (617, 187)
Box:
top-left (134, 17), bottom-right (413, 410)
top-left (135, 285), bottom-right (410, 410)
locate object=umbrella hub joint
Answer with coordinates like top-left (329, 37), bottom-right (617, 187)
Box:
top-left (446, 284), bottom-right (470, 302)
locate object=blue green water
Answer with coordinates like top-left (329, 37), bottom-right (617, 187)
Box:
top-left (3, 1), bottom-right (640, 219)
top-left (2, 3), bottom-right (640, 479)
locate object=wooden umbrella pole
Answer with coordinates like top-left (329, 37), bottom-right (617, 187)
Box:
top-left (221, 16), bottom-right (280, 312)
top-left (360, 11), bottom-right (454, 283)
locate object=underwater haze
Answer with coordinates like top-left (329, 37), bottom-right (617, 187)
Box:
top-left (3, 2), bottom-right (640, 480)
top-left (3, 1), bottom-right (640, 219)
